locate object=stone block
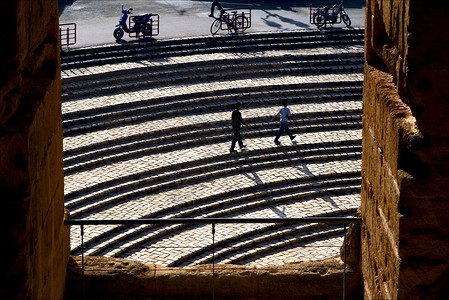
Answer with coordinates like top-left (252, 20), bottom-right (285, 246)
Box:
top-left (1, 0), bottom-right (67, 299)
top-left (66, 256), bottom-right (362, 299)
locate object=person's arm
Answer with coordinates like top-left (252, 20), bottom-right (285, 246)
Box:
top-left (288, 109), bottom-right (294, 121)
top-left (242, 119), bottom-right (249, 128)
top-left (271, 113), bottom-right (279, 122)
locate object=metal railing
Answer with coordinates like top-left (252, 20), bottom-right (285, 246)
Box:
top-left (65, 217), bottom-right (361, 300)
top-left (59, 23), bottom-right (76, 47)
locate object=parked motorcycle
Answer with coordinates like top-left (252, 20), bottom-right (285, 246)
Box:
top-left (312, 2), bottom-right (351, 28)
top-left (113, 6), bottom-right (153, 40)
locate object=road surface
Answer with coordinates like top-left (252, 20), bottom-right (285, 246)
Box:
top-left (59, 0), bottom-right (366, 48)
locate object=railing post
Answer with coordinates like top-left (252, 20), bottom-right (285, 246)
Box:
top-left (59, 27), bottom-right (64, 48)
top-left (212, 223), bottom-right (216, 300)
top-left (81, 224), bottom-right (86, 300)
top-left (343, 223), bottom-right (347, 300)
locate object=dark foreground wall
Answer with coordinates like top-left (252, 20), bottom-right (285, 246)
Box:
top-left (0, 0), bottom-right (70, 298)
top-left (66, 256), bottom-right (361, 300)
top-left (362, 0), bottom-right (449, 299)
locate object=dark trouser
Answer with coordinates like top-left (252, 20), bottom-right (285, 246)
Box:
top-left (230, 126), bottom-right (243, 150)
top-left (274, 122), bottom-right (293, 141)
top-left (211, 1), bottom-right (223, 16)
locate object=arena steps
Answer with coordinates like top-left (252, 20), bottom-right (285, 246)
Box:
top-left (61, 54), bottom-right (363, 100)
top-left (70, 172), bottom-right (360, 258)
top-left (63, 29), bottom-right (363, 267)
top-left (62, 81), bottom-right (362, 136)
top-left (63, 109), bottom-right (362, 176)
top-left (60, 28), bottom-right (364, 70)
top-left (65, 141), bottom-right (361, 218)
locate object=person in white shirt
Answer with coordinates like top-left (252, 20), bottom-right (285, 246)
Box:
top-left (271, 100), bottom-right (296, 145)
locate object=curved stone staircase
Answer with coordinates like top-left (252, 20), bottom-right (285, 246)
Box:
top-left (62, 28), bottom-right (364, 267)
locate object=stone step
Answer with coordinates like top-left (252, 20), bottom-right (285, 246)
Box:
top-left (61, 56), bottom-right (364, 101)
top-left (64, 28), bottom-right (364, 267)
top-left (61, 46), bottom-right (364, 81)
top-left (63, 109), bottom-right (362, 175)
top-left (61, 51), bottom-right (363, 91)
top-left (64, 127), bottom-right (362, 194)
top-left (179, 219), bottom-right (350, 267)
top-left (63, 103), bottom-right (361, 143)
top-left (106, 196), bottom-right (359, 261)
top-left (60, 28), bottom-right (364, 70)
top-left (61, 72), bottom-right (363, 117)
top-left (62, 83), bottom-right (362, 135)
top-left (65, 139), bottom-right (361, 204)
top-left (62, 92), bottom-right (362, 135)
top-left (223, 227), bottom-right (345, 265)
top-left (67, 145), bottom-right (361, 218)
top-left (71, 174), bottom-right (359, 257)
top-left (62, 80), bottom-right (362, 120)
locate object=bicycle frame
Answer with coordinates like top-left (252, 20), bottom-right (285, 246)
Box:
top-left (210, 8), bottom-right (251, 35)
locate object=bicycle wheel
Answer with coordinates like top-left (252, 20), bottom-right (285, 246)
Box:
top-left (235, 16), bottom-right (249, 33)
top-left (313, 14), bottom-right (326, 28)
top-left (210, 19), bottom-right (220, 35)
top-left (342, 14), bottom-right (351, 27)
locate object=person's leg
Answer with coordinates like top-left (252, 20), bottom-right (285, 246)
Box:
top-left (230, 127), bottom-right (240, 151)
top-left (237, 131), bottom-right (244, 148)
top-left (210, 1), bottom-right (216, 16)
top-left (274, 123), bottom-right (285, 143)
top-left (284, 124), bottom-right (295, 140)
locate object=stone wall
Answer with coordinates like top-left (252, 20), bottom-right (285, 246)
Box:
top-left (0, 0), bottom-right (70, 299)
top-left (66, 256), bottom-right (362, 299)
top-left (362, 0), bottom-right (449, 298)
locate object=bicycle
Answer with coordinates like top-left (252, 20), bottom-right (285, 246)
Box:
top-left (210, 8), bottom-right (250, 35)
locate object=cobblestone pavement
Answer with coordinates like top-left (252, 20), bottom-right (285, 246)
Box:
top-left (64, 41), bottom-right (363, 267)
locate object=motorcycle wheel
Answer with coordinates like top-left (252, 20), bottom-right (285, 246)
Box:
top-left (313, 14), bottom-right (326, 28)
top-left (342, 14), bottom-right (351, 27)
top-left (113, 27), bottom-right (124, 40)
top-left (210, 19), bottom-right (220, 35)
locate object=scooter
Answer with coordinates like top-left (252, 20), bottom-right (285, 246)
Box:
top-left (113, 5), bottom-right (152, 40)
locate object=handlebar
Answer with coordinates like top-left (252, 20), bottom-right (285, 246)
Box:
top-left (121, 5), bottom-right (133, 14)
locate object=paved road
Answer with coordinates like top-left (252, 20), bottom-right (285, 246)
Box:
top-left (59, 0), bottom-right (366, 47)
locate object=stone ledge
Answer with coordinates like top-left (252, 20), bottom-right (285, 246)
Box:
top-left (66, 255), bottom-right (361, 300)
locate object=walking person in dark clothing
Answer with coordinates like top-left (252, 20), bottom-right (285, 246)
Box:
top-left (209, 0), bottom-right (223, 17)
top-left (271, 100), bottom-right (296, 145)
top-left (230, 102), bottom-right (249, 153)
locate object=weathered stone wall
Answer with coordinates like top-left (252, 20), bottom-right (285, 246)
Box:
top-left (0, 0), bottom-right (70, 299)
top-left (362, 0), bottom-right (449, 299)
top-left (66, 256), bottom-right (362, 300)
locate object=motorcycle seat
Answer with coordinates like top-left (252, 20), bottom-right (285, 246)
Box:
top-left (131, 15), bottom-right (148, 22)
